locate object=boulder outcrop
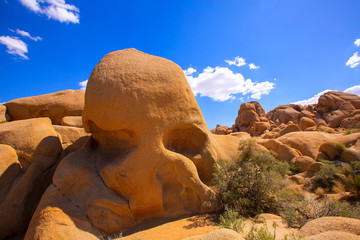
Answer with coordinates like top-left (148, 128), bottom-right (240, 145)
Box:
top-left (26, 49), bottom-right (229, 239)
top-left (5, 90), bottom-right (84, 125)
top-left (317, 91), bottom-right (360, 128)
top-left (0, 118), bottom-right (62, 239)
top-left (232, 101), bottom-right (270, 136)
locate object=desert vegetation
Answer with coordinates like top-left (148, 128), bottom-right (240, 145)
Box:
top-left (213, 139), bottom-right (360, 237)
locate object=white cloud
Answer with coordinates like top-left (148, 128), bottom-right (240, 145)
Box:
top-left (183, 67), bottom-right (196, 76)
top-left (79, 79), bottom-right (88, 91)
top-left (10, 28), bottom-right (42, 41)
top-left (249, 63), bottom-right (260, 69)
top-left (292, 89), bottom-right (333, 106)
top-left (19, 0), bottom-right (79, 23)
top-left (354, 39), bottom-right (360, 47)
top-left (225, 56), bottom-right (246, 67)
top-left (0, 36), bottom-right (29, 59)
top-left (184, 67), bottom-right (274, 101)
top-left (292, 85), bottom-right (360, 106)
top-left (344, 85), bottom-right (360, 96)
top-left (346, 52), bottom-right (360, 68)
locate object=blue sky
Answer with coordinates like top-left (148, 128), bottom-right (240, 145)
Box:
top-left (1, 0), bottom-right (360, 129)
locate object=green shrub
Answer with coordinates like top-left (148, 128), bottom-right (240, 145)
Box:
top-left (247, 223), bottom-right (275, 240)
top-left (334, 142), bottom-right (346, 152)
top-left (280, 197), bottom-right (360, 228)
top-left (219, 207), bottom-right (244, 232)
top-left (213, 140), bottom-right (289, 217)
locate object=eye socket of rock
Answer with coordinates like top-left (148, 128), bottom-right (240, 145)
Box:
top-left (25, 49), bottom-right (234, 239)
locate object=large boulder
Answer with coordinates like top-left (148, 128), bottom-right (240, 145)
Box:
top-left (298, 217), bottom-right (360, 238)
top-left (266, 104), bottom-right (302, 125)
top-left (5, 90), bottom-right (84, 125)
top-left (26, 49), bottom-right (230, 239)
top-left (53, 125), bottom-right (90, 154)
top-left (317, 91), bottom-right (360, 128)
top-left (276, 132), bottom-right (339, 159)
top-left (0, 118), bottom-right (62, 239)
top-left (233, 101), bottom-right (269, 135)
top-left (0, 105), bottom-right (11, 122)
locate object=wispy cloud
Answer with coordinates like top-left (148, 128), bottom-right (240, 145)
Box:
top-left (225, 56), bottom-right (246, 67)
top-left (0, 36), bottom-right (29, 59)
top-left (184, 66), bottom-right (274, 101)
top-left (346, 52), bottom-right (360, 68)
top-left (10, 28), bottom-right (42, 41)
top-left (354, 39), bottom-right (360, 47)
top-left (249, 63), bottom-right (260, 69)
top-left (19, 0), bottom-right (80, 23)
top-left (79, 79), bottom-right (88, 91)
top-left (292, 85), bottom-right (360, 105)
top-left (344, 85), bottom-right (360, 96)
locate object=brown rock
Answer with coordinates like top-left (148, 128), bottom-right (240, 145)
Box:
top-left (53, 125), bottom-right (90, 154)
top-left (61, 116), bottom-right (83, 128)
top-left (341, 140), bottom-right (360, 162)
top-left (27, 49), bottom-right (227, 238)
top-left (318, 133), bottom-right (360, 160)
top-left (0, 144), bottom-right (21, 203)
top-left (303, 231), bottom-right (359, 240)
top-left (291, 156), bottom-right (316, 172)
top-left (277, 132), bottom-right (338, 159)
top-left (198, 228), bottom-right (244, 240)
top-left (299, 117), bottom-right (317, 131)
top-left (341, 113), bottom-right (360, 129)
top-left (229, 132), bottom-right (251, 140)
top-left (266, 104), bottom-right (302, 125)
top-left (233, 101), bottom-right (269, 135)
top-left (211, 124), bottom-right (232, 135)
top-left (5, 90), bottom-right (84, 124)
top-left (306, 162), bottom-right (324, 172)
top-left (0, 119), bottom-right (62, 239)
top-left (317, 91), bottom-right (360, 128)
top-left (279, 124), bottom-right (301, 137)
top-left (0, 118), bottom-right (63, 170)
top-left (257, 139), bottom-right (301, 162)
top-left (298, 217), bottom-right (360, 237)
top-left (0, 105), bottom-right (11, 122)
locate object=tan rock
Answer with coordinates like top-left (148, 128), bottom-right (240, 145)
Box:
top-left (61, 116), bottom-right (83, 128)
top-left (254, 213), bottom-right (282, 223)
top-left (306, 162), bottom-right (324, 172)
top-left (279, 124), bottom-right (301, 137)
top-left (233, 101), bottom-right (268, 135)
top-left (53, 125), bottom-right (90, 154)
top-left (0, 122), bottom-right (62, 239)
top-left (211, 124), bottom-right (232, 135)
top-left (198, 228), bottom-right (244, 240)
top-left (257, 139), bottom-right (301, 162)
top-left (0, 105), bottom-right (11, 122)
top-left (277, 132), bottom-right (338, 159)
top-left (317, 91), bottom-right (360, 128)
top-left (0, 144), bottom-right (21, 203)
top-left (298, 217), bottom-right (360, 237)
top-left (5, 90), bottom-right (84, 124)
top-left (230, 132), bottom-right (251, 140)
top-left (291, 156), bottom-right (316, 172)
top-left (303, 231), bottom-right (360, 240)
top-left (266, 104), bottom-right (302, 125)
top-left (299, 117), bottom-right (316, 131)
top-left (341, 140), bottom-right (360, 162)
top-left (318, 133), bottom-right (360, 160)
top-left (0, 118), bottom-right (63, 169)
top-left (341, 113), bottom-right (360, 129)
top-left (27, 49), bottom-right (228, 238)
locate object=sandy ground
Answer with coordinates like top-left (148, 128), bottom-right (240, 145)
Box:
top-left (119, 214), bottom-right (220, 240)
top-left (118, 213), bottom-right (298, 240)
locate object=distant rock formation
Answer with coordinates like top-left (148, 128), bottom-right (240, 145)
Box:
top-left (4, 90), bottom-right (84, 125)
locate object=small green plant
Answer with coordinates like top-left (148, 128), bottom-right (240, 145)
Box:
top-left (247, 223), bottom-right (275, 240)
top-left (213, 140), bottom-right (289, 217)
top-left (344, 128), bottom-right (360, 135)
top-left (289, 165), bottom-right (300, 175)
top-left (219, 207), bottom-right (244, 232)
top-left (334, 142), bottom-right (346, 152)
top-left (0, 120), bottom-right (7, 124)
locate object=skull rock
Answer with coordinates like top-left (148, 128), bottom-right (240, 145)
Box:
top-left (26, 49), bottom-right (223, 239)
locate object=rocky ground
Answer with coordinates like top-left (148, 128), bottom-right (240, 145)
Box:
top-left (1, 49), bottom-right (359, 240)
